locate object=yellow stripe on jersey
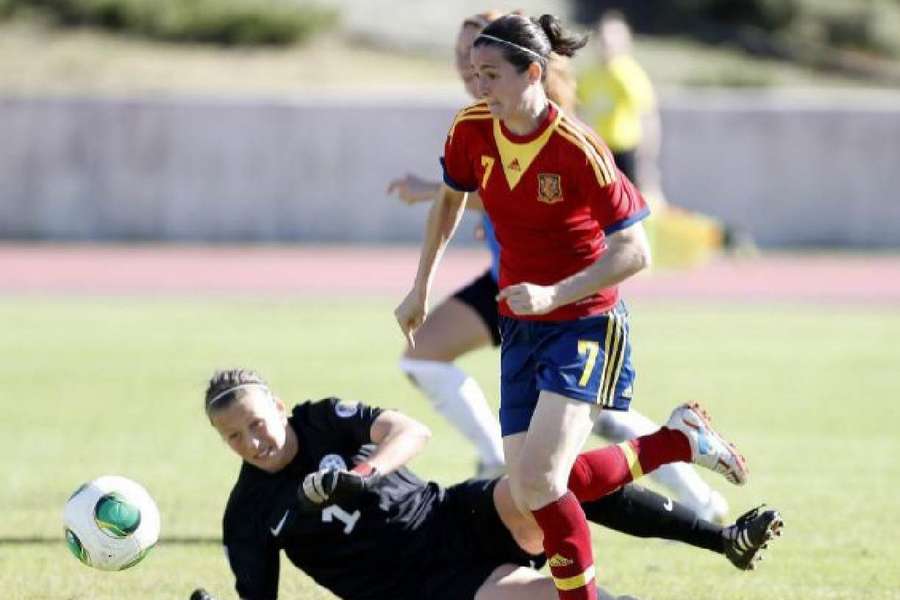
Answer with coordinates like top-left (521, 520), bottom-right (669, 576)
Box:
top-left (575, 121), bottom-right (619, 184)
top-left (449, 114), bottom-right (493, 139)
top-left (556, 118), bottom-right (617, 187)
top-left (555, 125), bottom-right (611, 186)
top-left (460, 101), bottom-right (490, 115)
top-left (618, 440), bottom-right (644, 481)
top-left (558, 119), bottom-right (615, 185)
top-left (493, 109), bottom-right (562, 190)
top-left (553, 565), bottom-right (596, 591)
top-left (448, 102), bottom-right (491, 140)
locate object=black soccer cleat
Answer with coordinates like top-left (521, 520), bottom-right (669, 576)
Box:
top-left (190, 588), bottom-right (216, 600)
top-left (723, 505), bottom-right (784, 570)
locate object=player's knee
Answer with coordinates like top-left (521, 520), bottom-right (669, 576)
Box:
top-left (504, 476), bottom-right (530, 516)
top-left (516, 462), bottom-right (566, 510)
top-left (401, 343), bottom-right (428, 360)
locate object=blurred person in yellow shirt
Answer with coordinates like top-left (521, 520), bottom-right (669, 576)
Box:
top-left (578, 11), bottom-right (754, 269)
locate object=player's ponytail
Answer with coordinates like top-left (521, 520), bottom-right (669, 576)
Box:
top-left (536, 14), bottom-right (587, 58)
top-left (474, 13), bottom-right (586, 78)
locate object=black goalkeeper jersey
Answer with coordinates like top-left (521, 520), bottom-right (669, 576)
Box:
top-left (222, 398), bottom-right (445, 600)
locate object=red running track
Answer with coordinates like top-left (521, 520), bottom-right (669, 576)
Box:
top-left (1, 244), bottom-right (899, 306)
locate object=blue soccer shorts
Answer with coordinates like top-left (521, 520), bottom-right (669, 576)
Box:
top-left (498, 302), bottom-right (635, 436)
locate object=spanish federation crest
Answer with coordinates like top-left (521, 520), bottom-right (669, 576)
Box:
top-left (537, 173), bottom-right (563, 204)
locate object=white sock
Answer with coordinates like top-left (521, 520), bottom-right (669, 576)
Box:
top-left (595, 409), bottom-right (715, 510)
top-left (399, 358), bottom-right (504, 468)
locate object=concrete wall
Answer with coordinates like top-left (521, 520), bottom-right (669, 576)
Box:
top-left (0, 95), bottom-right (467, 242)
top-left (1, 92), bottom-right (898, 246)
top-left (660, 90), bottom-right (900, 248)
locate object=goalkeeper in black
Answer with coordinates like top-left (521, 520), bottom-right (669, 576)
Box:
top-left (201, 369), bottom-right (782, 600)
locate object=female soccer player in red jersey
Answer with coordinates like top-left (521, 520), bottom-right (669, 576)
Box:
top-left (389, 10), bottom-right (731, 524)
top-left (388, 10), bottom-right (575, 480)
top-left (395, 14), bottom-right (749, 600)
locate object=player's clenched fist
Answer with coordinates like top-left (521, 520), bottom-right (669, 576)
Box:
top-left (496, 283), bottom-right (559, 316)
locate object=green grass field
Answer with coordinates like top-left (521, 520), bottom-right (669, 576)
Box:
top-left (1, 297), bottom-right (898, 599)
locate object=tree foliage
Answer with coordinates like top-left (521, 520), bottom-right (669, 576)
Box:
top-left (1, 0), bottom-right (337, 46)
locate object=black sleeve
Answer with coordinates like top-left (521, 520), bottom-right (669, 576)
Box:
top-left (223, 507), bottom-right (280, 600)
top-left (307, 397), bottom-right (383, 450)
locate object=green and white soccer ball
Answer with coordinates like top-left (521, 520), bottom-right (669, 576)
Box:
top-left (63, 475), bottom-right (161, 571)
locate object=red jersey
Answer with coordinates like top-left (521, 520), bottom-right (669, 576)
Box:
top-left (442, 101), bottom-right (649, 321)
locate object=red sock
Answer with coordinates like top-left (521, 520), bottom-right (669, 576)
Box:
top-left (531, 492), bottom-right (597, 600)
top-left (568, 427), bottom-right (691, 502)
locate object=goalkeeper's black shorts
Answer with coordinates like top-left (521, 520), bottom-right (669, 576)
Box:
top-left (397, 478), bottom-right (543, 600)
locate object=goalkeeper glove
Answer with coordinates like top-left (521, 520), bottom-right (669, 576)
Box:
top-left (297, 464), bottom-right (380, 512)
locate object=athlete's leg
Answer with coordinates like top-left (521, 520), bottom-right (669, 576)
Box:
top-left (494, 475), bottom-right (722, 558)
top-left (512, 391), bottom-right (597, 600)
top-left (512, 393), bottom-right (595, 510)
top-left (568, 419), bottom-right (691, 502)
top-left (595, 409), bottom-right (729, 522)
top-left (502, 432), bottom-right (529, 516)
top-left (475, 564), bottom-right (635, 600)
top-left (493, 473), bottom-right (543, 555)
top-left (570, 400), bottom-right (750, 502)
top-left (474, 564), bottom-right (552, 600)
top-left (494, 474), bottom-right (779, 571)
top-left (581, 485), bottom-right (723, 553)
top-left (399, 295), bottom-right (504, 472)
top-left (402, 296), bottom-right (492, 362)
top-left (586, 488), bottom-right (785, 571)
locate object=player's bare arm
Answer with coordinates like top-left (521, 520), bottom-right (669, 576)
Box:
top-left (395, 185), bottom-right (467, 346)
top-left (387, 174), bottom-right (442, 205)
top-left (497, 222), bottom-right (651, 316)
top-left (362, 409), bottom-right (432, 475)
top-left (298, 408), bottom-right (432, 511)
top-left (387, 174), bottom-right (486, 212)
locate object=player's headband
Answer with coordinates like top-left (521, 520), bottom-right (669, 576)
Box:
top-left (206, 383), bottom-right (270, 409)
top-left (475, 34), bottom-right (545, 61)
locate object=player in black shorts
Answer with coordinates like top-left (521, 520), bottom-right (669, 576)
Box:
top-left (196, 369), bottom-right (782, 600)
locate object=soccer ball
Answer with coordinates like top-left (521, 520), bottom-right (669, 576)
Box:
top-left (63, 475), bottom-right (161, 571)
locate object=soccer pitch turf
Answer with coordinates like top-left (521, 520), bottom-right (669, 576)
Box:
top-left (0, 298), bottom-right (897, 600)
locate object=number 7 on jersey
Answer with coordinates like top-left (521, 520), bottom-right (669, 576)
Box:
top-left (480, 155), bottom-right (495, 189)
top-left (322, 505), bottom-right (361, 535)
top-left (577, 340), bottom-right (599, 387)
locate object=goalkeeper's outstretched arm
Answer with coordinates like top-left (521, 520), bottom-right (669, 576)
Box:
top-left (297, 410), bottom-right (432, 511)
top-left (363, 409), bottom-right (432, 476)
